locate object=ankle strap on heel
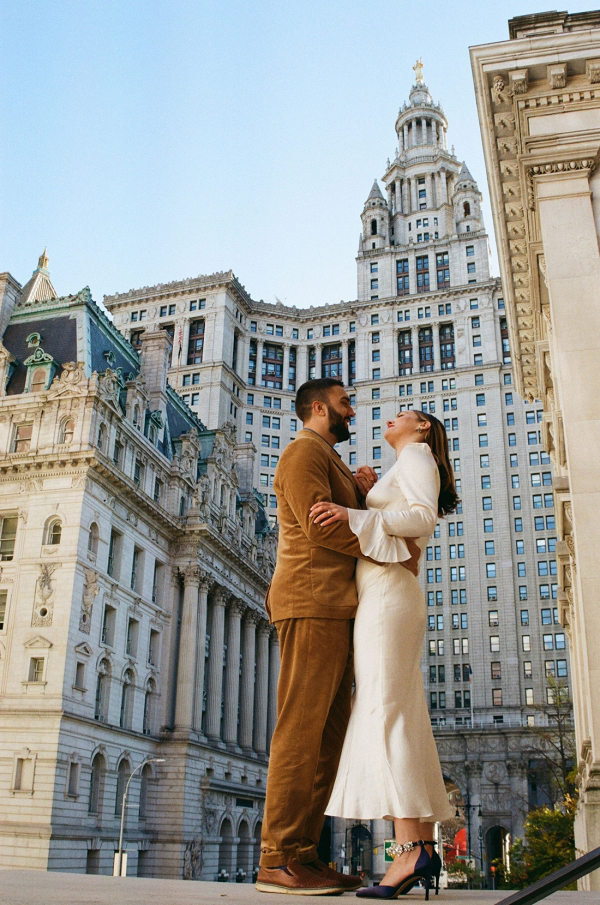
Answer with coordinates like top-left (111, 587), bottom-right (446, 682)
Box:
top-left (387, 840), bottom-right (425, 858)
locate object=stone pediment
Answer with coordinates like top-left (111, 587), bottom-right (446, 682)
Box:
top-left (74, 642), bottom-right (93, 657)
top-left (24, 635), bottom-right (53, 649)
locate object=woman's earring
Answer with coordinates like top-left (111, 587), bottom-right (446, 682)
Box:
top-left (417, 426), bottom-right (423, 433)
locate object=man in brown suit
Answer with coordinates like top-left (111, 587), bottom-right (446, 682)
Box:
top-left (256, 379), bottom-right (418, 895)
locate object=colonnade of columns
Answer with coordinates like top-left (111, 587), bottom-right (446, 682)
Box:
top-left (397, 117), bottom-right (447, 153)
top-left (174, 566), bottom-right (279, 758)
top-left (388, 170), bottom-right (451, 216)
top-left (395, 323), bottom-right (447, 376)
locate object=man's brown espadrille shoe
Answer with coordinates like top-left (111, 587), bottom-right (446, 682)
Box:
top-left (307, 859), bottom-right (363, 891)
top-left (256, 859), bottom-right (346, 895)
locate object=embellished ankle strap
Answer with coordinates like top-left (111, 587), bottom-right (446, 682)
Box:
top-left (387, 840), bottom-right (424, 858)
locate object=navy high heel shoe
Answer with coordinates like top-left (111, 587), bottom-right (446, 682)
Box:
top-left (356, 840), bottom-right (432, 900)
top-left (419, 841), bottom-right (441, 896)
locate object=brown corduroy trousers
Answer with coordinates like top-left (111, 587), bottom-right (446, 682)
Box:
top-left (259, 617), bottom-right (354, 868)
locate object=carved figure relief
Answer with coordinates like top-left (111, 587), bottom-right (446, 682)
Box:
top-left (32, 563), bottom-right (59, 627)
top-left (79, 569), bottom-right (100, 634)
top-left (183, 836), bottom-right (204, 880)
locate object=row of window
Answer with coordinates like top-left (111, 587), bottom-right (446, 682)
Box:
top-left (430, 663), bottom-right (472, 684)
top-left (427, 589), bottom-right (468, 606)
top-left (429, 638), bottom-right (470, 656)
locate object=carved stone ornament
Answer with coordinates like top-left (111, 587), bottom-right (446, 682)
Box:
top-left (547, 63), bottom-right (567, 90)
top-left (491, 74), bottom-right (510, 106)
top-left (509, 69), bottom-right (529, 95)
top-left (79, 569), bottom-right (100, 634)
top-left (484, 761), bottom-right (507, 784)
top-left (32, 563), bottom-right (59, 627)
top-left (48, 361), bottom-right (86, 395)
top-left (586, 59), bottom-right (600, 84)
top-left (183, 835), bottom-right (204, 880)
top-left (527, 160), bottom-right (597, 211)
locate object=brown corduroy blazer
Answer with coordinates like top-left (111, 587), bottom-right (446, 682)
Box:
top-left (266, 429), bottom-right (367, 623)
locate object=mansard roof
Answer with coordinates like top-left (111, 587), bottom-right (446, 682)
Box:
top-left (3, 269), bottom-right (204, 448)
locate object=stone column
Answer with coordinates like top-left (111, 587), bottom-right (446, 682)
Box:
top-left (267, 627), bottom-right (280, 752)
top-left (411, 326), bottom-right (420, 376)
top-left (432, 325), bottom-right (441, 373)
top-left (403, 123), bottom-right (409, 151)
top-left (297, 345), bottom-right (309, 385)
top-left (174, 565), bottom-right (202, 731)
top-left (401, 179), bottom-right (409, 215)
top-left (205, 589), bottom-right (227, 741)
top-left (429, 173), bottom-right (436, 209)
top-left (256, 339), bottom-right (265, 390)
top-left (398, 128), bottom-right (403, 154)
top-left (282, 343), bottom-right (291, 393)
top-left (440, 170), bottom-right (449, 204)
top-left (181, 320), bottom-right (191, 366)
top-left (253, 620), bottom-right (271, 756)
top-left (315, 343), bottom-right (323, 379)
top-left (223, 599), bottom-right (244, 748)
top-left (340, 340), bottom-right (348, 386)
top-left (239, 610), bottom-right (258, 752)
top-left (410, 178), bottom-right (418, 213)
top-left (192, 573), bottom-right (211, 731)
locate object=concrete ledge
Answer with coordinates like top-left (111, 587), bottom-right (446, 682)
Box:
top-left (0, 871), bottom-right (596, 905)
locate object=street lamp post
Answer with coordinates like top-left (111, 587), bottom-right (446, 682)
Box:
top-left (455, 798), bottom-right (482, 889)
top-left (114, 756), bottom-right (165, 877)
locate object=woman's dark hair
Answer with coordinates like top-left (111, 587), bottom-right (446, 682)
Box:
top-left (414, 409), bottom-right (460, 517)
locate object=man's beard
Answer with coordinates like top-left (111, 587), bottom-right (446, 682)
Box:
top-left (327, 406), bottom-right (350, 443)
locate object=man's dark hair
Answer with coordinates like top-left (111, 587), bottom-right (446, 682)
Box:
top-left (295, 378), bottom-right (344, 423)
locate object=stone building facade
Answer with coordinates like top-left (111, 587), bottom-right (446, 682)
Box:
top-left (471, 11), bottom-right (600, 888)
top-left (0, 256), bottom-right (278, 880)
top-left (103, 74), bottom-right (571, 882)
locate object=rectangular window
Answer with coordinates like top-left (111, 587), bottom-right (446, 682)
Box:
top-left (492, 688), bottom-right (503, 706)
top-left (187, 320), bottom-right (205, 365)
top-left (0, 517), bottom-right (17, 561)
top-left (13, 423), bottom-right (33, 453)
top-left (491, 661), bottom-right (501, 680)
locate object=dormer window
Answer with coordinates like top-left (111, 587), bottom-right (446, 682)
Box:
top-left (31, 368), bottom-right (47, 392)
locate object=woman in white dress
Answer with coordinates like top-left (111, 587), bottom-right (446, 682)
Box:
top-left (310, 409), bottom-right (459, 900)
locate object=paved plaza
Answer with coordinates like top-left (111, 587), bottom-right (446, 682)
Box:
top-left (0, 872), bottom-right (597, 905)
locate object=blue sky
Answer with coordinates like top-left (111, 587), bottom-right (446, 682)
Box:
top-left (2, 1), bottom-right (599, 310)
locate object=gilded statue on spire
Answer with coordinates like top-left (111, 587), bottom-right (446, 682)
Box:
top-left (413, 58), bottom-right (424, 86)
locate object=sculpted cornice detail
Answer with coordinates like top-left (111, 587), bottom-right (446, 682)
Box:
top-left (526, 158), bottom-right (597, 211)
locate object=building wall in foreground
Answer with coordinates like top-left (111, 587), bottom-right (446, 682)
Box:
top-left (471, 10), bottom-right (600, 887)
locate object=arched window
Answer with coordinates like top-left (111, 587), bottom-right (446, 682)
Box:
top-left (30, 368), bottom-right (47, 392)
top-left (88, 522), bottom-right (99, 555)
top-left (463, 201), bottom-right (471, 217)
top-left (45, 518), bottom-right (62, 546)
top-left (61, 419), bottom-right (75, 444)
top-left (148, 425), bottom-right (156, 444)
top-left (133, 405), bottom-right (140, 429)
top-left (179, 496), bottom-right (187, 517)
top-left (370, 219), bottom-right (378, 236)
top-left (120, 669), bottom-right (134, 730)
top-left (143, 678), bottom-right (156, 736)
top-left (94, 659), bottom-right (110, 722)
top-left (88, 753), bottom-right (105, 815)
top-left (97, 423), bottom-right (106, 451)
top-left (139, 762), bottom-right (152, 819)
top-left (115, 758), bottom-right (131, 818)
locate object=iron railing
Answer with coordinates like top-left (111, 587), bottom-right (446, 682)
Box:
top-left (498, 845), bottom-right (600, 904)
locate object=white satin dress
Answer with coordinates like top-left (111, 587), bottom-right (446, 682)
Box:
top-left (326, 442), bottom-right (453, 822)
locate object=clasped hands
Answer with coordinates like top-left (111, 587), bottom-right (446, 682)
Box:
top-left (310, 462), bottom-right (421, 576)
top-left (309, 465), bottom-right (378, 527)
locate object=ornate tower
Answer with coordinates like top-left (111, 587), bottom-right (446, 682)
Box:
top-left (452, 162), bottom-right (485, 235)
top-left (360, 180), bottom-right (389, 253)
